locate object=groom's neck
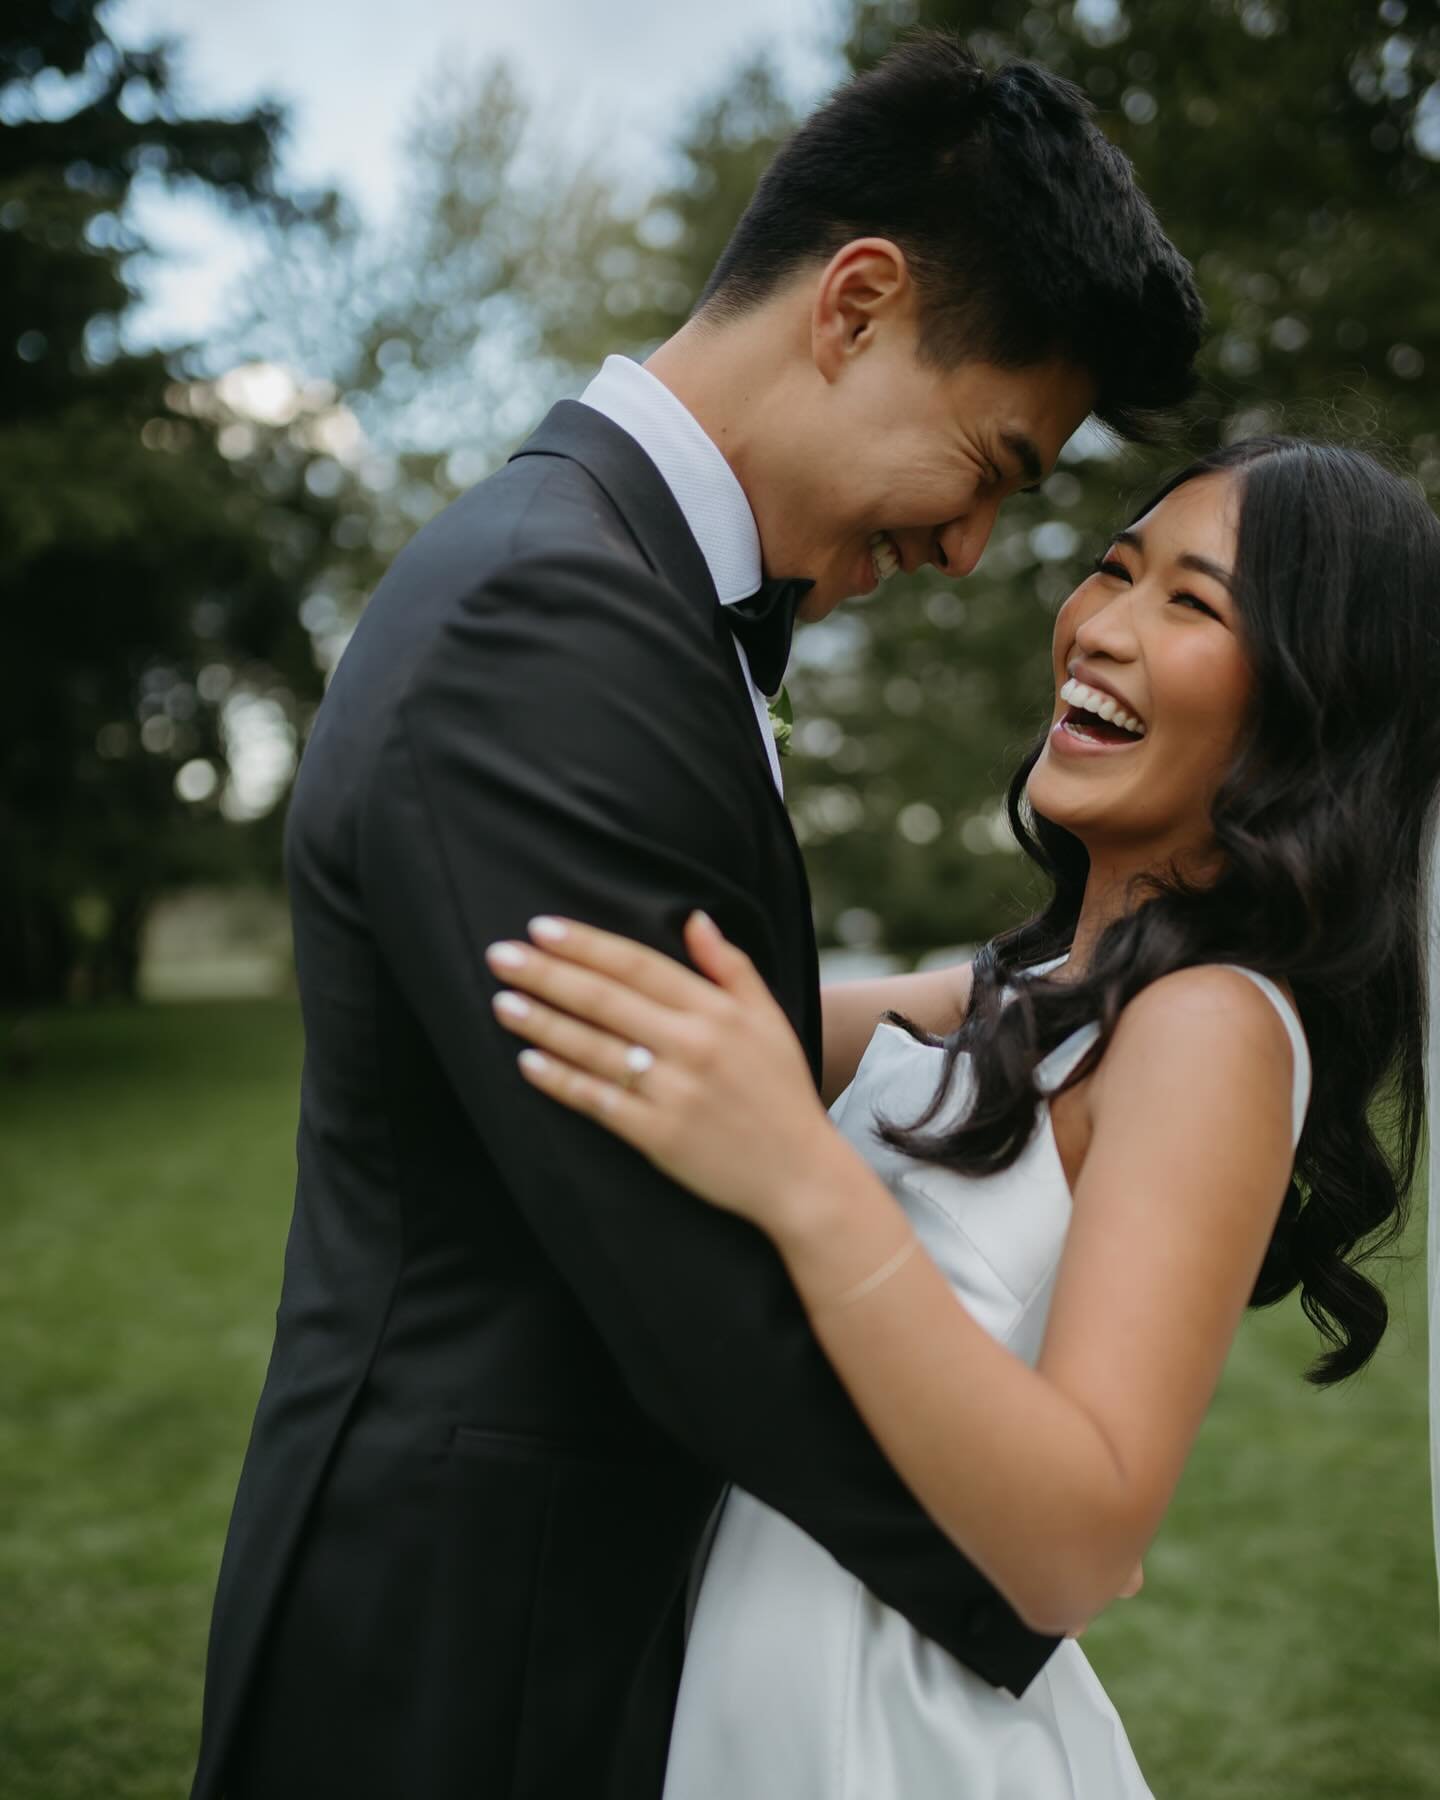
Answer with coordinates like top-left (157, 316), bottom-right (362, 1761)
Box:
top-left (643, 312), bottom-right (793, 508)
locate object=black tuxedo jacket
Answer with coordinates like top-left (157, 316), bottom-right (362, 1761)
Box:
top-left (190, 400), bottom-right (1056, 1800)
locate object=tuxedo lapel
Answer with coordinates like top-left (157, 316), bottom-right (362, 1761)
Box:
top-left (511, 403), bottom-right (794, 818)
top-left (511, 402), bottom-right (718, 613)
top-left (510, 400), bottom-right (823, 1081)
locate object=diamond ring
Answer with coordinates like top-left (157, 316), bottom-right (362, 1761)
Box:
top-left (620, 1044), bottom-right (655, 1091)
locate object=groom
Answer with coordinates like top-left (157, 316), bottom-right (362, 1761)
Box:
top-left (192, 34), bottom-right (1202, 1800)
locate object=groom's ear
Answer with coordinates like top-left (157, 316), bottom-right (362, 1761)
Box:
top-left (811, 238), bottom-right (914, 381)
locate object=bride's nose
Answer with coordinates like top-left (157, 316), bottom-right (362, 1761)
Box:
top-left (1073, 588), bottom-right (1140, 661)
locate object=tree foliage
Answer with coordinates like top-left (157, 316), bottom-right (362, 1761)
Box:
top-left (230, 63), bottom-right (675, 584)
top-left (0, 1), bottom-right (348, 1002)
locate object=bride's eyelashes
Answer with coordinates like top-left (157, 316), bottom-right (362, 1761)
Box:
top-left (1092, 552), bottom-right (1223, 622)
top-left (1168, 590), bottom-right (1221, 620)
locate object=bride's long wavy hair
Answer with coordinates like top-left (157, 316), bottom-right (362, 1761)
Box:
top-left (883, 436), bottom-right (1440, 1384)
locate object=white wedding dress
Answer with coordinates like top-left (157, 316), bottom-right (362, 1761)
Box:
top-left (663, 967), bottom-right (1311, 1800)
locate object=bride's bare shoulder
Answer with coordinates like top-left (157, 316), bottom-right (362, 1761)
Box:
top-left (1102, 964), bottom-right (1297, 1098)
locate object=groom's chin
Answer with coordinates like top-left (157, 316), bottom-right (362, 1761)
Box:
top-left (797, 584), bottom-right (845, 623)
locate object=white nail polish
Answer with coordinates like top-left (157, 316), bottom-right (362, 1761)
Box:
top-left (488, 943), bottom-right (526, 968)
top-left (519, 1049), bottom-right (549, 1074)
top-left (493, 991), bottom-right (530, 1018)
top-left (529, 916), bottom-right (567, 943)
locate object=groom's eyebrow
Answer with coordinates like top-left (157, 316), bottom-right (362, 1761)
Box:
top-left (1000, 431), bottom-right (1045, 492)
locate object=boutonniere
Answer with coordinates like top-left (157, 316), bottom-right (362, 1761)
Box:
top-left (767, 685), bottom-right (793, 757)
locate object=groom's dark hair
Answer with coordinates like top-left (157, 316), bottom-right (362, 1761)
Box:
top-left (697, 33), bottom-right (1203, 441)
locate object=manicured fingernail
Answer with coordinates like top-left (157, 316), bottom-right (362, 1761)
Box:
top-left (487, 942), bottom-right (526, 969)
top-left (529, 916), bottom-right (567, 943)
top-left (691, 910), bottom-right (716, 933)
top-left (493, 991), bottom-right (530, 1019)
top-left (519, 1049), bottom-right (550, 1075)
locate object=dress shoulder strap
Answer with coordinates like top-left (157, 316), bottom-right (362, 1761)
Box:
top-left (1030, 966), bottom-right (1311, 1147)
top-left (1220, 967), bottom-right (1311, 1148)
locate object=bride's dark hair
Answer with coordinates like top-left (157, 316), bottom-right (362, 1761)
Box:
top-left (884, 436), bottom-right (1440, 1384)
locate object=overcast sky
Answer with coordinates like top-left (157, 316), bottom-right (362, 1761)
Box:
top-left (107, 0), bottom-right (841, 346)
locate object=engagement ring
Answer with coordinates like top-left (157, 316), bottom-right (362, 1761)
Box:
top-left (621, 1044), bottom-right (655, 1090)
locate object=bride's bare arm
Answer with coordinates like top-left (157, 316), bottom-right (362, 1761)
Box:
top-left (770, 965), bottom-right (1296, 1634)
top-left (820, 962), bottom-right (973, 1104)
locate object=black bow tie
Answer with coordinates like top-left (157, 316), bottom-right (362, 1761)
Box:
top-left (728, 576), bottom-right (814, 697)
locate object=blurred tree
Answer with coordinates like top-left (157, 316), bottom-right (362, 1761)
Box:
top-left (0, 2), bottom-right (351, 1004)
top-left (228, 60), bottom-right (739, 588)
top-left (631, 58), bottom-right (804, 321)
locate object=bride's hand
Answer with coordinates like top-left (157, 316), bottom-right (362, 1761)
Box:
top-left (484, 911), bottom-right (837, 1231)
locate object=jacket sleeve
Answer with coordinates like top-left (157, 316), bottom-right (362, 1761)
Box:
top-left (357, 543), bottom-right (1058, 1692)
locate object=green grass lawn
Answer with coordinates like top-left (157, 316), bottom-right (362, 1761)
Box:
top-left (1, 1000), bottom-right (1435, 1798)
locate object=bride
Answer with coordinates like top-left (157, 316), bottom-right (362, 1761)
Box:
top-left (484, 435), bottom-right (1440, 1796)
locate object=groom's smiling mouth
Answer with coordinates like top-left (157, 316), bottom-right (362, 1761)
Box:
top-left (868, 530), bottom-right (903, 587)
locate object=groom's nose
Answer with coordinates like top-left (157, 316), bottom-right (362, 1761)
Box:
top-left (930, 501), bottom-right (999, 581)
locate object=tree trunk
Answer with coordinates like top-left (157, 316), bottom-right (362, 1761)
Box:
top-left (94, 892), bottom-right (147, 1002)
top-left (0, 889), bottom-right (74, 1008)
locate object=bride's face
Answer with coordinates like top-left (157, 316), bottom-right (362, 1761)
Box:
top-left (1026, 471), bottom-right (1253, 868)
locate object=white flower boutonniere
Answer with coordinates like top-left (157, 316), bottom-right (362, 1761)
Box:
top-left (767, 685), bottom-right (793, 758)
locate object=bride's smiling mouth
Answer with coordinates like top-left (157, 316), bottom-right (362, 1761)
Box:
top-left (1052, 674), bottom-right (1147, 755)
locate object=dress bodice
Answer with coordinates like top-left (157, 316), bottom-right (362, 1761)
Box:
top-left (828, 1019), bottom-right (1091, 1365)
top-left (828, 968), bottom-right (1309, 1367)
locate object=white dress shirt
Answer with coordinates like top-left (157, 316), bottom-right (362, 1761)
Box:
top-left (579, 355), bottom-right (784, 794)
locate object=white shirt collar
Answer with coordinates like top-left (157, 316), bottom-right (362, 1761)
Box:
top-left (578, 355), bottom-right (762, 607)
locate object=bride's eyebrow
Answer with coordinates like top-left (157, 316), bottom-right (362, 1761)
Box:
top-left (1176, 552), bottom-right (1234, 592)
top-left (1112, 528), bottom-right (1234, 592)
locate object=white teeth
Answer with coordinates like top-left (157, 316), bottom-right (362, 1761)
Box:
top-left (1059, 677), bottom-right (1145, 738)
top-left (868, 530), bottom-right (901, 581)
